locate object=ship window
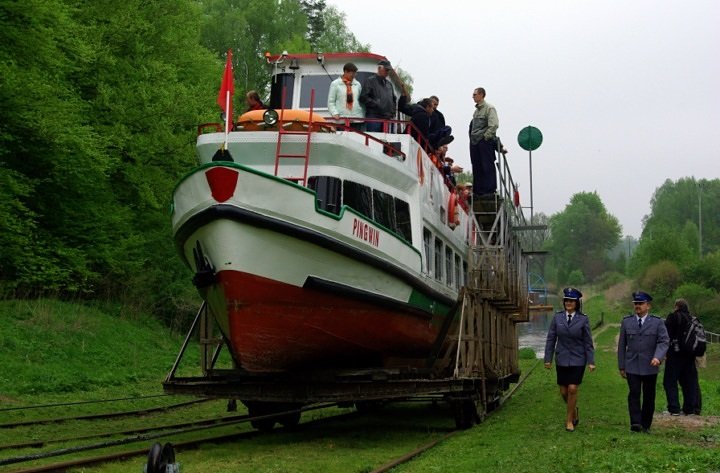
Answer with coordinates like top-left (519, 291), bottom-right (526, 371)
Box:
top-left (434, 237), bottom-right (443, 282)
top-left (373, 189), bottom-right (395, 231)
top-left (423, 228), bottom-right (431, 275)
top-left (463, 260), bottom-right (468, 286)
top-left (270, 73), bottom-right (295, 109)
top-left (394, 199), bottom-right (412, 243)
top-left (308, 176), bottom-right (341, 215)
top-left (455, 254), bottom-right (461, 289)
top-left (300, 75), bottom-right (333, 109)
top-left (445, 247), bottom-right (453, 286)
top-left (343, 181), bottom-right (372, 219)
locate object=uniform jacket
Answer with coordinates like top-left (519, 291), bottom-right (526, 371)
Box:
top-left (359, 74), bottom-right (396, 119)
top-left (618, 314), bottom-right (669, 375)
top-left (544, 311), bottom-right (595, 367)
top-left (327, 77), bottom-right (364, 118)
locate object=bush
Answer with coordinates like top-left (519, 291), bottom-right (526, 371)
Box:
top-left (596, 271), bottom-right (626, 290)
top-left (641, 260), bottom-right (681, 304)
top-left (519, 347), bottom-right (537, 360)
top-left (567, 269), bottom-right (585, 287)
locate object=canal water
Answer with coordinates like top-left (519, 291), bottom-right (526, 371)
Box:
top-left (517, 295), bottom-right (559, 359)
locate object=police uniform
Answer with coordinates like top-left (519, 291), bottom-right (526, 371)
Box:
top-left (544, 309), bottom-right (595, 385)
top-left (617, 291), bottom-right (669, 432)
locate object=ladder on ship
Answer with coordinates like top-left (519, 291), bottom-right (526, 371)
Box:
top-left (273, 89), bottom-right (316, 186)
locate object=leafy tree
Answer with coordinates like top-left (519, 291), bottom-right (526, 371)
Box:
top-left (546, 192), bottom-right (621, 284)
top-left (313, 5), bottom-right (370, 53)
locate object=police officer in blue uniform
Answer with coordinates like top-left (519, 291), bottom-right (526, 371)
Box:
top-left (618, 291), bottom-right (669, 433)
top-left (544, 287), bottom-right (595, 432)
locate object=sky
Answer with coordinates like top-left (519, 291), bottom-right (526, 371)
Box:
top-left (327, 0), bottom-right (720, 238)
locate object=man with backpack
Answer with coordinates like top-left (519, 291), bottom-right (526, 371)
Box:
top-left (663, 298), bottom-right (704, 415)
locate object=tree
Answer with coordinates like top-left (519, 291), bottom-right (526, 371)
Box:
top-left (546, 192), bottom-right (621, 284)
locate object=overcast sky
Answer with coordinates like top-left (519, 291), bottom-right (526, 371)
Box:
top-left (327, 0), bottom-right (720, 238)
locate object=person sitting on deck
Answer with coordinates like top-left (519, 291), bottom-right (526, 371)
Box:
top-left (398, 94), bottom-right (434, 148)
top-left (245, 90), bottom-right (266, 112)
top-left (428, 95), bottom-right (452, 149)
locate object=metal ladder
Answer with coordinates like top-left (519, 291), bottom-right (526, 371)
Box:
top-left (273, 89), bottom-right (316, 186)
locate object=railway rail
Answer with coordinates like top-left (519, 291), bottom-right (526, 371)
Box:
top-left (0, 398), bottom-right (210, 429)
top-left (369, 359), bottom-right (541, 473)
top-left (0, 403), bottom-right (345, 472)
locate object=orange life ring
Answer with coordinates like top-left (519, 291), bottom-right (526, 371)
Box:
top-left (417, 148), bottom-right (424, 185)
top-left (238, 109), bottom-right (326, 123)
top-left (448, 191), bottom-right (460, 229)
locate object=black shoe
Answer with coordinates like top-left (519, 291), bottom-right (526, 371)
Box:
top-left (630, 424), bottom-right (642, 432)
top-left (565, 427), bottom-right (575, 432)
top-left (642, 428), bottom-right (650, 434)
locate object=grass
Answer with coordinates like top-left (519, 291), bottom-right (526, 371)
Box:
top-left (394, 294), bottom-right (720, 473)
top-left (0, 297), bottom-right (717, 473)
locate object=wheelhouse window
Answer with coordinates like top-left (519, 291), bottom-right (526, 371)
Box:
top-left (394, 199), bottom-right (412, 243)
top-left (463, 261), bottom-right (468, 286)
top-left (343, 181), bottom-right (372, 219)
top-left (434, 237), bottom-right (443, 282)
top-left (308, 176), bottom-right (341, 215)
top-left (300, 75), bottom-right (333, 109)
top-left (423, 228), bottom-right (432, 275)
top-left (373, 189), bottom-right (395, 231)
top-left (270, 73), bottom-right (295, 109)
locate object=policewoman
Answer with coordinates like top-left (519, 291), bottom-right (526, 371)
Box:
top-left (617, 291), bottom-right (669, 433)
top-left (544, 287), bottom-right (596, 432)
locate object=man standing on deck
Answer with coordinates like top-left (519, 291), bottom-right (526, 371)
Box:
top-left (359, 60), bottom-right (397, 132)
top-left (469, 87), bottom-right (499, 197)
top-left (618, 291), bottom-right (669, 433)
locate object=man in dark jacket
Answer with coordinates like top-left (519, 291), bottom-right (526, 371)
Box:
top-left (398, 95), bottom-right (433, 146)
top-left (663, 298), bottom-right (700, 415)
top-left (428, 95), bottom-right (452, 148)
top-left (359, 60), bottom-right (397, 132)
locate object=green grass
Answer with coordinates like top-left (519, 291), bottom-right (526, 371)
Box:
top-left (395, 297), bottom-right (720, 473)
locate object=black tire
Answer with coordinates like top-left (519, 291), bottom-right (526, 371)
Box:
top-left (146, 443), bottom-right (163, 473)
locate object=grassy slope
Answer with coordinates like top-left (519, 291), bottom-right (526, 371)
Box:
top-left (0, 299), bottom-right (195, 402)
top-left (397, 294), bottom-right (720, 473)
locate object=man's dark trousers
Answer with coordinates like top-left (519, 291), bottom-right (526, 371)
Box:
top-left (470, 139), bottom-right (496, 195)
top-left (627, 373), bottom-right (657, 429)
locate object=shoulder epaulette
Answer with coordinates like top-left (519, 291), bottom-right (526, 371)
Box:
top-left (623, 314), bottom-right (634, 319)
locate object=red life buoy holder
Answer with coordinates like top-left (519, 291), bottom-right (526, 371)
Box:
top-left (513, 189), bottom-right (520, 207)
top-left (417, 148), bottom-right (424, 185)
top-left (448, 191), bottom-right (460, 229)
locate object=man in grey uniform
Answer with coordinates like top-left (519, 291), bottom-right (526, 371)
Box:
top-left (618, 291), bottom-right (669, 433)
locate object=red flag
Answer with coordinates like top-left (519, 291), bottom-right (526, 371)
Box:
top-left (217, 49), bottom-right (234, 124)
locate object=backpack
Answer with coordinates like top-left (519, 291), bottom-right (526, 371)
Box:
top-left (679, 313), bottom-right (707, 357)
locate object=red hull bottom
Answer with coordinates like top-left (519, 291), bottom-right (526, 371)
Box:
top-left (214, 271), bottom-right (442, 372)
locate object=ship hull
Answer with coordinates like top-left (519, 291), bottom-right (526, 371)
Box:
top-left (173, 163), bottom-right (457, 372)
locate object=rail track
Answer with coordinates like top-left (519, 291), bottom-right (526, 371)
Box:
top-left (1, 361), bottom-right (538, 472)
top-left (369, 359), bottom-right (541, 473)
top-left (0, 398), bottom-right (210, 429)
top-left (0, 403), bottom-right (347, 472)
